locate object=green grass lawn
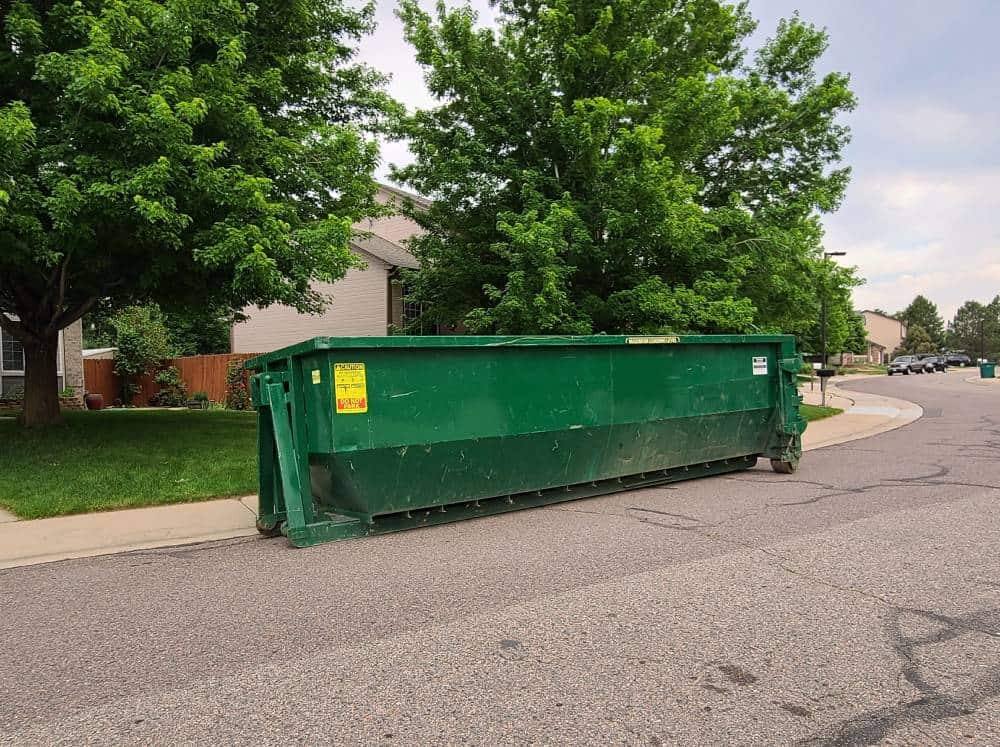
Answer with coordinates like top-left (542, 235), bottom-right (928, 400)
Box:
top-left (800, 403), bottom-right (843, 422)
top-left (0, 410), bottom-right (258, 519)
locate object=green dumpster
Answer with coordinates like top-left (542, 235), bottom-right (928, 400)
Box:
top-left (981, 362), bottom-right (996, 379)
top-left (247, 335), bottom-right (805, 547)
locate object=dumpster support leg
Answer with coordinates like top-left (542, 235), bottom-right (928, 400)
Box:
top-left (264, 381), bottom-right (314, 534)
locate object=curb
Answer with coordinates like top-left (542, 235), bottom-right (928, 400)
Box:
top-left (801, 380), bottom-right (923, 452)
top-left (964, 375), bottom-right (999, 387)
top-left (0, 497), bottom-right (259, 571)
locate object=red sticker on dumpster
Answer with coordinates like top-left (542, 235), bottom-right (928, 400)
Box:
top-left (333, 363), bottom-right (368, 414)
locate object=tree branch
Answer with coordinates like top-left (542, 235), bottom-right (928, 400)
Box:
top-left (0, 312), bottom-right (38, 345)
top-left (50, 296), bottom-right (99, 333)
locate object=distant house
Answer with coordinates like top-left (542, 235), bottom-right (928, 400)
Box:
top-left (861, 310), bottom-right (907, 363)
top-left (0, 318), bottom-right (84, 400)
top-left (231, 183), bottom-right (428, 354)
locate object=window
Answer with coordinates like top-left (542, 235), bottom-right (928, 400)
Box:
top-left (2, 331), bottom-right (25, 371)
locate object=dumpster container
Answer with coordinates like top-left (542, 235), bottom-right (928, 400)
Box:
top-left (247, 335), bottom-right (805, 547)
top-left (981, 362), bottom-right (996, 379)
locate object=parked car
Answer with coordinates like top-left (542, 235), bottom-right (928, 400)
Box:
top-left (945, 352), bottom-right (972, 367)
top-left (887, 355), bottom-right (925, 375)
top-left (918, 354), bottom-right (948, 372)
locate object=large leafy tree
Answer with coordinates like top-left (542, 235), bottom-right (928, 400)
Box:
top-left (898, 294), bottom-right (945, 348)
top-left (0, 0), bottom-right (396, 425)
top-left (393, 0), bottom-right (859, 338)
top-left (947, 297), bottom-right (1000, 359)
top-left (895, 323), bottom-right (935, 356)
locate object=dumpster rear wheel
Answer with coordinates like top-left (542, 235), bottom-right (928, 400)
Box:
top-left (770, 458), bottom-right (798, 474)
top-left (256, 518), bottom-right (284, 538)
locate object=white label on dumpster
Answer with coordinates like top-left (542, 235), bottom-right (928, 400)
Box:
top-left (311, 369), bottom-right (321, 385)
top-left (626, 335), bottom-right (679, 344)
top-left (334, 363), bottom-right (368, 413)
top-left (752, 356), bottom-right (768, 375)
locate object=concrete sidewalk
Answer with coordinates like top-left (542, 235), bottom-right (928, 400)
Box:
top-left (800, 376), bottom-right (923, 451)
top-left (0, 381), bottom-right (922, 569)
top-left (0, 497), bottom-right (259, 570)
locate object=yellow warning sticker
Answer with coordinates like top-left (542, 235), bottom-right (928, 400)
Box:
top-left (333, 363), bottom-right (367, 414)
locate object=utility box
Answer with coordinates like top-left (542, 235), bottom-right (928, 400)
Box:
top-left (981, 362), bottom-right (996, 379)
top-left (247, 335), bottom-right (806, 547)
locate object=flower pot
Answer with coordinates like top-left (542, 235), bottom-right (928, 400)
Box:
top-left (84, 393), bottom-right (104, 411)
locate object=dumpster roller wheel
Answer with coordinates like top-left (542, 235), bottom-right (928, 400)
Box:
top-left (256, 518), bottom-right (284, 538)
top-left (770, 458), bottom-right (798, 474)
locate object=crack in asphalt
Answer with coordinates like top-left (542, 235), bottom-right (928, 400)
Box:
top-left (800, 607), bottom-right (1000, 746)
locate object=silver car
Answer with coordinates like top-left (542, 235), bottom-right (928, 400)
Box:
top-left (887, 355), bottom-right (923, 375)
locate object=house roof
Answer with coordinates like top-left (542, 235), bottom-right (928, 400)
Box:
top-left (350, 234), bottom-right (419, 270)
top-left (861, 310), bottom-right (903, 323)
top-left (377, 182), bottom-right (431, 210)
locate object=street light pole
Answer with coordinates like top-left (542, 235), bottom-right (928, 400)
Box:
top-left (820, 251), bottom-right (846, 407)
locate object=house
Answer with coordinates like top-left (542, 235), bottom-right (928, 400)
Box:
top-left (231, 184), bottom-right (428, 353)
top-left (861, 310), bottom-right (907, 364)
top-left (0, 319), bottom-right (85, 401)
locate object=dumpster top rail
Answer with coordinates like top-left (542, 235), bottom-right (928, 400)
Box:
top-left (246, 333), bottom-right (796, 370)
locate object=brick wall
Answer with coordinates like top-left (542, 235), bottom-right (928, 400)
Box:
top-left (62, 319), bottom-right (85, 404)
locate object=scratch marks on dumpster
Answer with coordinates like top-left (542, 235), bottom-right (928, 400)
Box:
top-left (800, 606), bottom-right (1000, 747)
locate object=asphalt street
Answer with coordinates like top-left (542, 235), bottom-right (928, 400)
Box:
top-left (1, 371), bottom-right (998, 746)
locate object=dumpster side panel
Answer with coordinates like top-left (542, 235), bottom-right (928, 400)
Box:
top-left (304, 340), bottom-right (784, 517)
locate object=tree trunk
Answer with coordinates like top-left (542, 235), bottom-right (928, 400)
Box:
top-left (20, 331), bottom-right (63, 427)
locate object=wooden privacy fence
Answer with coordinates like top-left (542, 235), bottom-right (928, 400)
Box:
top-left (83, 353), bottom-right (260, 407)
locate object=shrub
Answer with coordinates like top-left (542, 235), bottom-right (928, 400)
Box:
top-left (225, 360), bottom-right (250, 410)
top-left (149, 366), bottom-right (188, 407)
top-left (192, 391), bottom-right (209, 403)
top-left (110, 305), bottom-right (174, 405)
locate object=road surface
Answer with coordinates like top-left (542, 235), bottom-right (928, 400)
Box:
top-left (2, 371), bottom-right (998, 745)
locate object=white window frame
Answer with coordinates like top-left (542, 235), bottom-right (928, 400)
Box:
top-left (0, 319), bottom-right (65, 378)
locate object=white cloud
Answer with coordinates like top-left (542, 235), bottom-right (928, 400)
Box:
top-left (871, 102), bottom-right (995, 151)
top-left (825, 169), bottom-right (1000, 319)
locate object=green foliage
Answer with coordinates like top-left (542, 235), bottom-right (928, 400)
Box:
top-left (0, 0), bottom-right (398, 424)
top-left (110, 305), bottom-right (172, 379)
top-left (797, 261), bottom-right (864, 355)
top-left (394, 0), bottom-right (859, 336)
top-left (149, 365), bottom-right (188, 407)
top-left (947, 296), bottom-right (1000, 359)
top-left (898, 295), bottom-right (945, 348)
top-left (85, 302), bottom-right (233, 355)
top-left (895, 324), bottom-right (936, 356)
top-left (192, 390), bottom-right (209, 403)
top-left (224, 360), bottom-right (250, 411)
top-left (842, 311), bottom-right (869, 355)
top-left (163, 306), bottom-right (235, 356)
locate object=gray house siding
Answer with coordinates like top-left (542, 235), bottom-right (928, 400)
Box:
top-left (231, 183), bottom-right (425, 354)
top-left (232, 252), bottom-right (394, 354)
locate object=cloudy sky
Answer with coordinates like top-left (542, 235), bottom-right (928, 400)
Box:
top-left (358, 0), bottom-right (1000, 322)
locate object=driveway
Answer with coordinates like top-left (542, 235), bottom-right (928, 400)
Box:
top-left (1, 372), bottom-right (998, 745)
